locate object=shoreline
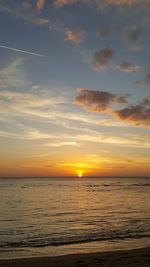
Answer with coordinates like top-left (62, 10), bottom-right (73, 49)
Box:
top-left (0, 247), bottom-right (149, 267)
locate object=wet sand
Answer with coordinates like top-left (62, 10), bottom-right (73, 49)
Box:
top-left (0, 247), bottom-right (149, 267)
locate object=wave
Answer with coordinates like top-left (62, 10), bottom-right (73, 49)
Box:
top-left (1, 231), bottom-right (150, 249)
top-left (86, 183), bottom-right (150, 192)
top-left (87, 183), bottom-right (150, 187)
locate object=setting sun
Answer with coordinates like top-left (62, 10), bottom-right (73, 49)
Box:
top-left (76, 169), bottom-right (84, 177)
top-left (0, 0), bottom-right (150, 264)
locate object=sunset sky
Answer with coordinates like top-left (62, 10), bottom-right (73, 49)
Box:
top-left (0, 0), bottom-right (150, 177)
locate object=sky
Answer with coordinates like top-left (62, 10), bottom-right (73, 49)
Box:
top-left (0, 0), bottom-right (150, 177)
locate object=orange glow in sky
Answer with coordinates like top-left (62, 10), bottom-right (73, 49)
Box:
top-left (0, 1), bottom-right (150, 178)
top-left (76, 169), bottom-right (84, 177)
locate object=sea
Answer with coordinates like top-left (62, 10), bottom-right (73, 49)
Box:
top-left (0, 177), bottom-right (150, 259)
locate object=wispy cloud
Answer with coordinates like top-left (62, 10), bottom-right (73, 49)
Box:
top-left (0, 126), bottom-right (149, 149)
top-left (104, 0), bottom-right (150, 7)
top-left (0, 45), bottom-right (44, 57)
top-left (115, 61), bottom-right (143, 73)
top-left (0, 58), bottom-right (30, 89)
top-left (22, 1), bottom-right (32, 10)
top-left (136, 69), bottom-right (150, 84)
top-left (54, 0), bottom-right (150, 8)
top-left (46, 141), bottom-right (79, 147)
top-left (0, 129), bottom-right (54, 140)
top-left (0, 2), bottom-right (85, 49)
top-left (0, 89), bottom-right (65, 112)
top-left (54, 0), bottom-right (75, 8)
top-left (0, 1), bottom-right (47, 25)
top-left (0, 85), bottom-right (102, 130)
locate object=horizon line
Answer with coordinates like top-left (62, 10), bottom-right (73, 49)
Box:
top-left (0, 175), bottom-right (149, 179)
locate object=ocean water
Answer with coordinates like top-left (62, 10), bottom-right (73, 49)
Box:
top-left (0, 177), bottom-right (150, 259)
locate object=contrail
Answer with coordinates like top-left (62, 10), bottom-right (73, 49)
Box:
top-left (0, 45), bottom-right (44, 57)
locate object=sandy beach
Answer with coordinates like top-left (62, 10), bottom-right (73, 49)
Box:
top-left (0, 247), bottom-right (149, 267)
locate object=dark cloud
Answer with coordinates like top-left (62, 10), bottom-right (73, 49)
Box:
top-left (136, 70), bottom-right (150, 84)
top-left (75, 88), bottom-right (129, 112)
top-left (127, 25), bottom-right (142, 43)
top-left (96, 22), bottom-right (144, 52)
top-left (115, 61), bottom-right (142, 73)
top-left (96, 24), bottom-right (143, 52)
top-left (120, 23), bottom-right (144, 52)
top-left (96, 29), bottom-right (110, 38)
top-left (115, 98), bottom-right (150, 127)
top-left (92, 47), bottom-right (113, 70)
top-left (75, 88), bottom-right (150, 127)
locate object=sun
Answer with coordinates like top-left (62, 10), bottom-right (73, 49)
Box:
top-left (77, 170), bottom-right (84, 177)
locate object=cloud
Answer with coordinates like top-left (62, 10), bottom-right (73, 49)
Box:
top-left (99, 0), bottom-right (150, 7)
top-left (45, 141), bottom-right (79, 147)
top-left (22, 1), bottom-right (32, 10)
top-left (1, 125), bottom-right (149, 149)
top-left (123, 25), bottom-right (143, 51)
top-left (0, 85), bottom-right (67, 125)
top-left (115, 61), bottom-right (143, 73)
top-left (75, 88), bottom-right (129, 112)
top-left (115, 98), bottom-right (150, 127)
top-left (0, 127), bottom-right (78, 143)
top-left (136, 70), bottom-right (150, 84)
top-left (96, 23), bottom-right (143, 52)
top-left (0, 89), bottom-right (65, 110)
top-left (0, 1), bottom-right (84, 48)
top-left (0, 58), bottom-right (30, 89)
top-left (33, 17), bottom-right (49, 25)
top-left (75, 88), bottom-right (150, 127)
top-left (96, 23), bottom-right (144, 52)
top-left (36, 0), bottom-right (45, 11)
top-left (0, 128), bottom-right (55, 140)
top-left (126, 25), bottom-right (142, 43)
top-left (65, 30), bottom-right (84, 44)
top-left (0, 1), bottom-right (49, 27)
top-left (96, 29), bottom-right (110, 38)
top-left (54, 0), bottom-right (150, 8)
top-left (0, 1), bottom-right (86, 51)
top-left (0, 83), bottom-right (104, 131)
top-left (92, 47), bottom-right (113, 70)
top-left (54, 0), bottom-right (75, 7)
